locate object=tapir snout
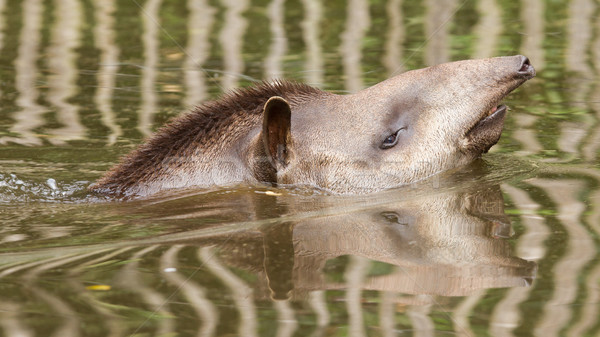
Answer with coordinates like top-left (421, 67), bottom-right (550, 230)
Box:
top-left (90, 55), bottom-right (535, 197)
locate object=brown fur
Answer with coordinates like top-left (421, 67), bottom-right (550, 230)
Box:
top-left (90, 81), bottom-right (323, 197)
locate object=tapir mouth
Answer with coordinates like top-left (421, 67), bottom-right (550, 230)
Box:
top-left (481, 104), bottom-right (507, 127)
top-left (464, 103), bottom-right (508, 153)
top-left (464, 56), bottom-right (535, 154)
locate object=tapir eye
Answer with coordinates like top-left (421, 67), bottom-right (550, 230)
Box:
top-left (380, 128), bottom-right (405, 149)
top-left (380, 211), bottom-right (412, 226)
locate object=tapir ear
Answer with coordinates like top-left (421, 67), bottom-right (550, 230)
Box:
top-left (262, 96), bottom-right (291, 170)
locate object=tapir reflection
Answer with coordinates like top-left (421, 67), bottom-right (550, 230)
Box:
top-left (208, 185), bottom-right (536, 299)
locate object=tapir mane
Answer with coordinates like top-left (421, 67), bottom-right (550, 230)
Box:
top-left (91, 81), bottom-right (323, 196)
top-left (150, 80), bottom-right (322, 155)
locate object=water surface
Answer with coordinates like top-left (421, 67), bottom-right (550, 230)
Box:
top-left (1, 0), bottom-right (600, 336)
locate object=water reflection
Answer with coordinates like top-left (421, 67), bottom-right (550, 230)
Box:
top-left (287, 186), bottom-right (534, 297)
top-left (46, 0), bottom-right (85, 145)
top-left (264, 0), bottom-right (287, 80)
top-left (94, 0), bottom-right (122, 145)
top-left (425, 0), bottom-right (456, 66)
top-left (161, 245), bottom-right (217, 337)
top-left (139, 0), bottom-right (161, 137)
top-left (116, 245), bottom-right (175, 335)
top-left (0, 1), bottom-right (600, 336)
top-left (473, 0), bottom-right (500, 59)
top-left (300, 0), bottom-right (324, 86)
top-left (0, 182), bottom-right (535, 336)
top-left (489, 184), bottom-right (549, 336)
top-left (184, 0), bottom-right (215, 108)
top-left (340, 0), bottom-right (369, 92)
top-left (0, 0), bottom-right (45, 146)
top-left (219, 0), bottom-right (248, 91)
top-left (0, 0), bottom-right (6, 101)
top-left (529, 179), bottom-right (595, 337)
top-left (199, 246), bottom-right (258, 337)
top-left (512, 0), bottom-right (546, 157)
top-left (566, 0), bottom-right (600, 164)
top-left (566, 0), bottom-right (595, 75)
top-left (520, 0), bottom-right (545, 70)
top-left (383, 0), bottom-right (405, 76)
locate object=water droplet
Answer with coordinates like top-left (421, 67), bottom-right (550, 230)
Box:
top-left (46, 178), bottom-right (58, 190)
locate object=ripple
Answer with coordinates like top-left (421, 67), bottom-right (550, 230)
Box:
top-left (0, 173), bottom-right (93, 203)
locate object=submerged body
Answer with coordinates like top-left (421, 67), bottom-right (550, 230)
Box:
top-left (90, 55), bottom-right (535, 197)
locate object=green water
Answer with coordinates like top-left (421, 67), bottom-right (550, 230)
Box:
top-left (1, 0), bottom-right (600, 336)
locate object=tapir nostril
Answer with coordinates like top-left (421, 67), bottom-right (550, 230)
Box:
top-left (517, 56), bottom-right (535, 78)
top-left (518, 57), bottom-right (530, 72)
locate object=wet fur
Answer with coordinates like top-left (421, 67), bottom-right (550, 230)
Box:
top-left (90, 81), bottom-right (322, 197)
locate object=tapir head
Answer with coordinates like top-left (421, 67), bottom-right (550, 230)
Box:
top-left (261, 55), bottom-right (535, 193)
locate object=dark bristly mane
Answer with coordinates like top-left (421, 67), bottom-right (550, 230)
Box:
top-left (90, 80), bottom-right (324, 196)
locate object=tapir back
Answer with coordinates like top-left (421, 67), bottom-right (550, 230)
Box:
top-left (89, 81), bottom-right (323, 198)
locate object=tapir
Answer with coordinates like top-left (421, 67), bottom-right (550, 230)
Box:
top-left (90, 55), bottom-right (535, 197)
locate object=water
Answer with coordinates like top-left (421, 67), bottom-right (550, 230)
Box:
top-left (1, 0), bottom-right (600, 336)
